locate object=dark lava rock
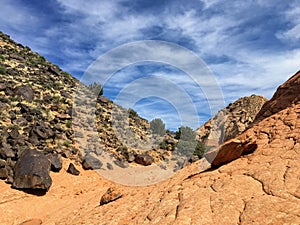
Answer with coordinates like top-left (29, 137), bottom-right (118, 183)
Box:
top-left (16, 103), bottom-right (31, 113)
top-left (0, 167), bottom-right (8, 179)
top-left (113, 159), bottom-right (129, 168)
top-left (0, 144), bottom-right (15, 159)
top-left (124, 151), bottom-right (136, 162)
top-left (0, 159), bottom-right (7, 179)
top-left (0, 159), bottom-right (6, 167)
top-left (106, 162), bottom-right (113, 170)
top-left (14, 85), bottom-right (34, 101)
top-left (46, 153), bottom-right (62, 172)
top-left (12, 149), bottom-right (52, 191)
top-left (60, 90), bottom-right (72, 99)
top-left (0, 83), bottom-right (7, 91)
top-left (67, 163), bottom-right (80, 176)
top-left (48, 66), bottom-right (60, 76)
top-left (135, 153), bottom-right (154, 166)
top-left (82, 153), bottom-right (102, 170)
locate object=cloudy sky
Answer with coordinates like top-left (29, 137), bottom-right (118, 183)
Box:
top-left (1, 0), bottom-right (299, 130)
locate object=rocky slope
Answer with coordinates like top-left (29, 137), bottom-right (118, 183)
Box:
top-left (0, 68), bottom-right (298, 224)
top-left (0, 31), bottom-right (154, 188)
top-left (196, 95), bottom-right (267, 146)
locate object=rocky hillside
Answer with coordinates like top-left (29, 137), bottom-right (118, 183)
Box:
top-left (0, 70), bottom-right (298, 224)
top-left (196, 95), bottom-right (267, 147)
top-left (0, 32), bottom-right (153, 186)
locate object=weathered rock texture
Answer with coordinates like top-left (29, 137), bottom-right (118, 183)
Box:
top-left (196, 95), bottom-right (267, 146)
top-left (52, 71), bottom-right (298, 225)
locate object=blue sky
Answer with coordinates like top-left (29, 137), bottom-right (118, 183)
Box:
top-left (1, 0), bottom-right (300, 130)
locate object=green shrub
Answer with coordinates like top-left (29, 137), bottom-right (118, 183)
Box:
top-left (0, 66), bottom-right (6, 74)
top-left (63, 140), bottom-right (71, 147)
top-left (175, 126), bottom-right (195, 141)
top-left (128, 108), bottom-right (138, 118)
top-left (193, 141), bottom-right (206, 158)
top-left (66, 120), bottom-right (72, 128)
top-left (159, 141), bottom-right (168, 150)
top-left (150, 118), bottom-right (166, 136)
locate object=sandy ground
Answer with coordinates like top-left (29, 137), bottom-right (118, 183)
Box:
top-left (0, 159), bottom-right (115, 225)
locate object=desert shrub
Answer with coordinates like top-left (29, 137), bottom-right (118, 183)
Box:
top-left (150, 118), bottom-right (166, 136)
top-left (0, 66), bottom-right (6, 74)
top-left (66, 120), bottom-right (72, 128)
top-left (159, 141), bottom-right (168, 150)
top-left (193, 141), bottom-right (206, 158)
top-left (175, 126), bottom-right (195, 141)
top-left (174, 126), bottom-right (205, 159)
top-left (128, 108), bottom-right (138, 118)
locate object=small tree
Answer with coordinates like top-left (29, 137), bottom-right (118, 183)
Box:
top-left (150, 118), bottom-right (166, 136)
top-left (175, 126), bottom-right (195, 141)
top-left (194, 141), bottom-right (206, 158)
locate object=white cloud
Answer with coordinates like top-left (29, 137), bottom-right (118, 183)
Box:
top-left (276, 6), bottom-right (300, 42)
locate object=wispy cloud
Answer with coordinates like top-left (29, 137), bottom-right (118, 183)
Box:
top-left (1, 0), bottom-right (299, 129)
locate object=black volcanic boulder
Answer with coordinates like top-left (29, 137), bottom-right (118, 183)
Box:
top-left (0, 159), bottom-right (7, 179)
top-left (135, 153), bottom-right (154, 166)
top-left (12, 149), bottom-right (52, 191)
top-left (82, 153), bottom-right (102, 170)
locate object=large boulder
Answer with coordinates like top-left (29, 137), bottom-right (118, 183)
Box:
top-left (12, 149), bottom-right (52, 191)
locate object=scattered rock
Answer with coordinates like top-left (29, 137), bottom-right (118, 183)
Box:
top-left (106, 162), bottom-right (113, 170)
top-left (12, 149), bottom-right (52, 191)
top-left (0, 168), bottom-right (7, 179)
top-left (124, 151), bottom-right (135, 162)
top-left (46, 153), bottom-right (62, 172)
top-left (135, 153), bottom-right (154, 166)
top-left (82, 153), bottom-right (102, 170)
top-left (67, 163), bottom-right (80, 176)
top-left (48, 66), bottom-right (60, 76)
top-left (14, 85), bottom-right (34, 101)
top-left (0, 143), bottom-right (15, 159)
top-left (113, 159), bottom-right (129, 168)
top-left (0, 82), bottom-right (7, 91)
top-left (100, 188), bottom-right (122, 206)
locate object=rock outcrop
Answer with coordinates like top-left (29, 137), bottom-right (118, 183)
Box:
top-left (196, 95), bottom-right (267, 146)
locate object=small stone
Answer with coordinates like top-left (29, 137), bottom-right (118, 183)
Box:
top-left (14, 85), bottom-right (34, 101)
top-left (100, 188), bottom-right (122, 206)
top-left (46, 153), bottom-right (62, 172)
top-left (82, 153), bottom-right (102, 170)
top-left (67, 163), bottom-right (80, 176)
